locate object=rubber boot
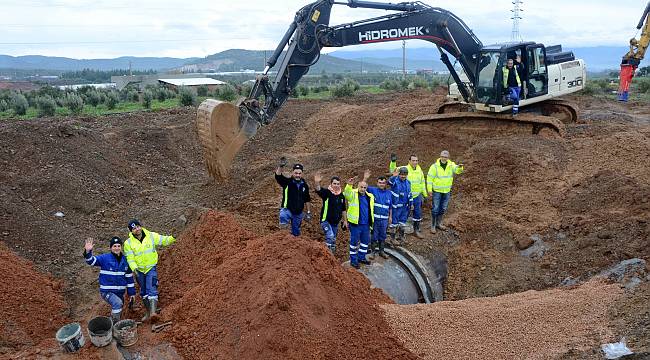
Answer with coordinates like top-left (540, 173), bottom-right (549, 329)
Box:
top-left (387, 228), bottom-right (396, 246)
top-left (367, 241), bottom-right (377, 260)
top-left (397, 227), bottom-right (405, 246)
top-left (149, 299), bottom-right (159, 323)
top-left (378, 241), bottom-right (388, 259)
top-left (141, 298), bottom-right (150, 322)
top-left (111, 311), bottom-right (121, 325)
top-left (414, 221), bottom-right (424, 239)
top-left (436, 214), bottom-right (448, 230)
top-left (431, 215), bottom-right (437, 234)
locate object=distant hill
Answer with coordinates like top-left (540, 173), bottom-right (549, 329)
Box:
top-left (330, 46), bottom-right (649, 71)
top-left (184, 49), bottom-right (393, 73)
top-left (329, 48), bottom-right (446, 71)
top-left (0, 55), bottom-right (198, 71)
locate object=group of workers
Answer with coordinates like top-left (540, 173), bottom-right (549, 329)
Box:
top-left (275, 151), bottom-right (463, 269)
top-left (83, 219), bottom-right (175, 323)
top-left (84, 151), bottom-right (462, 318)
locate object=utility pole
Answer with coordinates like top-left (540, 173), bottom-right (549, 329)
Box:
top-left (402, 40), bottom-right (406, 77)
top-left (510, 0), bottom-right (523, 42)
top-left (129, 61), bottom-right (132, 76)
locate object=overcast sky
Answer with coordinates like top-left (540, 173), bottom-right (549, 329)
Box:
top-left (1, 0), bottom-right (647, 58)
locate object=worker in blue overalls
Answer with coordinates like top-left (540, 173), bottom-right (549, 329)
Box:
top-left (363, 169), bottom-right (391, 259)
top-left (388, 166), bottom-right (412, 246)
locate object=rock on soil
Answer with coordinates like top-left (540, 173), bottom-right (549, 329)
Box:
top-left (382, 281), bottom-right (623, 359)
top-left (0, 243), bottom-right (68, 354)
top-left (157, 210), bottom-right (416, 360)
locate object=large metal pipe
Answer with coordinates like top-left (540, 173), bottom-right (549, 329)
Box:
top-left (358, 246), bottom-right (447, 304)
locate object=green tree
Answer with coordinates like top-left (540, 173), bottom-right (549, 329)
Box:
top-left (179, 87), bottom-right (196, 106)
top-left (330, 79), bottom-right (360, 98)
top-left (142, 90), bottom-right (153, 108)
top-left (197, 85), bottom-right (209, 97)
top-left (37, 96), bottom-right (56, 117)
top-left (11, 93), bottom-right (29, 115)
top-left (216, 85), bottom-right (237, 102)
top-left (0, 99), bottom-right (8, 112)
top-left (106, 91), bottom-right (119, 110)
top-left (87, 91), bottom-right (102, 107)
top-left (65, 94), bottom-right (84, 114)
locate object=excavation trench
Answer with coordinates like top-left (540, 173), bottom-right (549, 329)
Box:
top-left (359, 246), bottom-right (448, 304)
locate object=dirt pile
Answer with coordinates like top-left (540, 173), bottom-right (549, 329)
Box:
top-left (0, 243), bottom-right (68, 353)
top-left (157, 210), bottom-right (415, 360)
top-left (383, 281), bottom-right (623, 359)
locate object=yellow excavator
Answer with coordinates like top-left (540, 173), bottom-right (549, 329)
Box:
top-left (197, 0), bottom-right (585, 180)
top-left (618, 1), bottom-right (650, 102)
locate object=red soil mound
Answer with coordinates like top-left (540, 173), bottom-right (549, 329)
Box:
top-left (158, 210), bottom-right (415, 360)
top-left (0, 243), bottom-right (68, 353)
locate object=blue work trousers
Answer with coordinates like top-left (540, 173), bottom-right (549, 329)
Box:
top-left (391, 205), bottom-right (409, 228)
top-left (100, 291), bottom-right (124, 315)
top-left (137, 266), bottom-right (159, 301)
top-left (279, 208), bottom-right (304, 236)
top-left (372, 219), bottom-right (389, 243)
top-left (349, 223), bottom-right (370, 265)
top-left (508, 87), bottom-right (521, 114)
top-left (320, 221), bottom-right (339, 251)
top-left (412, 194), bottom-right (423, 222)
top-left (431, 192), bottom-right (452, 218)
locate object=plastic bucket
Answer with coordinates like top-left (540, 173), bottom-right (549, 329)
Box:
top-left (113, 319), bottom-right (138, 347)
top-left (55, 322), bottom-right (85, 353)
top-left (87, 316), bottom-right (113, 347)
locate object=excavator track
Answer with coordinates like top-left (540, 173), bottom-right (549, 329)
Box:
top-left (197, 99), bottom-right (259, 180)
top-left (533, 99), bottom-right (578, 124)
top-left (410, 111), bottom-right (566, 136)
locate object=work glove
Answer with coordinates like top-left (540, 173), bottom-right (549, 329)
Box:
top-left (390, 153), bottom-right (397, 162)
top-left (279, 156), bottom-right (287, 167)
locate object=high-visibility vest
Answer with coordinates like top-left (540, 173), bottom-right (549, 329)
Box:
top-left (344, 184), bottom-right (375, 228)
top-left (124, 228), bottom-right (175, 274)
top-left (503, 65), bottom-right (521, 88)
top-left (426, 159), bottom-right (464, 194)
top-left (389, 161), bottom-right (427, 198)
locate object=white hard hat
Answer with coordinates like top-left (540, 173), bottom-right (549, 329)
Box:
top-left (440, 150), bottom-right (450, 157)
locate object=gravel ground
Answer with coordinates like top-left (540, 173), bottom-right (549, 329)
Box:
top-left (382, 281), bottom-right (623, 359)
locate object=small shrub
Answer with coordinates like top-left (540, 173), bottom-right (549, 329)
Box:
top-left (156, 88), bottom-right (168, 102)
top-left (298, 85), bottom-right (310, 97)
top-left (179, 87), bottom-right (196, 106)
top-left (330, 79), bottom-right (360, 98)
top-left (216, 85), bottom-right (237, 102)
top-left (106, 91), bottom-right (119, 110)
top-left (86, 91), bottom-right (102, 107)
top-left (197, 85), bottom-right (209, 97)
top-left (142, 90), bottom-right (153, 108)
top-left (129, 90), bottom-right (140, 102)
top-left (635, 78), bottom-right (650, 94)
top-left (11, 93), bottom-right (29, 115)
top-left (0, 99), bottom-right (8, 112)
top-left (37, 96), bottom-right (57, 117)
top-left (64, 94), bottom-right (84, 114)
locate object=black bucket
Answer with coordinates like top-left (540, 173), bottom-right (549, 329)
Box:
top-left (87, 316), bottom-right (113, 347)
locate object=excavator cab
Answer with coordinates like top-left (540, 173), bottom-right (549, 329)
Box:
top-left (474, 43), bottom-right (549, 106)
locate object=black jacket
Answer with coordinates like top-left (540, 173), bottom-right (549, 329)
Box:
top-left (315, 188), bottom-right (346, 225)
top-left (276, 174), bottom-right (311, 215)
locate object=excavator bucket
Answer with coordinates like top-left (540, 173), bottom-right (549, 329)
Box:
top-left (196, 99), bottom-right (259, 180)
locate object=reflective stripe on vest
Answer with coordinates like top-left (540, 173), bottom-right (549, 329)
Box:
top-left (283, 186), bottom-right (289, 208)
top-left (427, 160), bottom-right (461, 194)
top-left (503, 66), bottom-right (521, 87)
top-left (321, 198), bottom-right (329, 222)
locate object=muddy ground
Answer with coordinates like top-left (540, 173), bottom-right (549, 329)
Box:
top-left (0, 90), bottom-right (648, 358)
